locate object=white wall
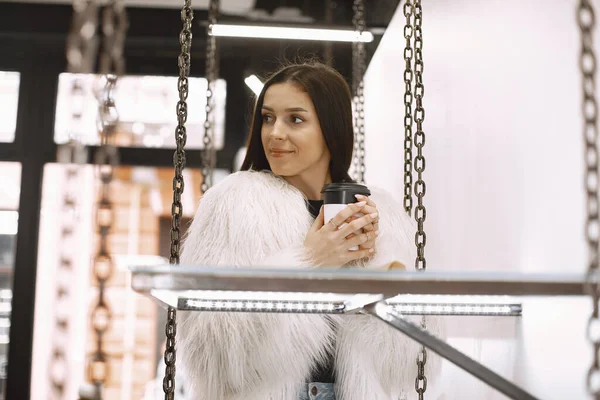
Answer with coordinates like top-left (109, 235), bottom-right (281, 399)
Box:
top-left (364, 1), bottom-right (592, 399)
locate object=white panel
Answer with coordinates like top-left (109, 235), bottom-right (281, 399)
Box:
top-left (364, 0), bottom-right (592, 398)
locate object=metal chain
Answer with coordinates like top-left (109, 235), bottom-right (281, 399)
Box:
top-left (163, 1), bottom-right (194, 398)
top-left (51, 78), bottom-right (87, 399)
top-left (202, 0), bottom-right (220, 192)
top-left (579, 1), bottom-right (600, 398)
top-left (352, 0), bottom-right (366, 183)
top-left (85, 1), bottom-right (126, 397)
top-left (413, 0), bottom-right (426, 273)
top-left (413, 1), bottom-right (428, 398)
top-left (88, 74), bottom-right (119, 398)
top-left (66, 0), bottom-right (99, 74)
top-left (99, 0), bottom-right (128, 76)
top-left (415, 315), bottom-right (428, 400)
top-left (403, 0), bottom-right (414, 216)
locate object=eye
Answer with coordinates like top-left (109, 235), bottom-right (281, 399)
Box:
top-left (262, 114), bottom-right (273, 123)
top-left (291, 116), bottom-right (304, 124)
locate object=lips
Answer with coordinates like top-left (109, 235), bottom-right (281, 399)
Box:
top-left (269, 149), bottom-right (294, 156)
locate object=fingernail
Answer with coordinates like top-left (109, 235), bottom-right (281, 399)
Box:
top-left (355, 201), bottom-right (366, 207)
top-left (369, 248), bottom-right (375, 253)
top-left (374, 230), bottom-right (380, 236)
top-left (370, 212), bottom-right (378, 219)
top-left (355, 194), bottom-right (366, 199)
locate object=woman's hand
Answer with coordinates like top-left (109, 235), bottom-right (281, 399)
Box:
top-left (304, 201), bottom-right (379, 267)
top-left (354, 194), bottom-right (379, 251)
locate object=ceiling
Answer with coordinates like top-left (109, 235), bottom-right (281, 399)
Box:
top-left (0, 0), bottom-right (400, 26)
top-left (0, 0), bottom-right (257, 12)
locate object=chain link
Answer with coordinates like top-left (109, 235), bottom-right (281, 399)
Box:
top-left (412, 1), bottom-right (428, 398)
top-left (579, 1), bottom-right (600, 397)
top-left (413, 0), bottom-right (426, 273)
top-left (202, 0), bottom-right (220, 193)
top-left (163, 1), bottom-right (195, 398)
top-left (403, 0), bottom-right (414, 216)
top-left (99, 0), bottom-right (128, 76)
top-left (88, 74), bottom-right (119, 398)
top-left (352, 0), bottom-right (366, 183)
top-left (66, 0), bottom-right (99, 74)
top-left (85, 1), bottom-right (127, 397)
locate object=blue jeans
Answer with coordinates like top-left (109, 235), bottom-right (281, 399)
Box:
top-left (299, 382), bottom-right (336, 400)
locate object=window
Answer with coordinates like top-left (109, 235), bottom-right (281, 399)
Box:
top-left (0, 72), bottom-right (20, 143)
top-left (54, 73), bottom-right (227, 150)
top-left (0, 161), bottom-right (21, 398)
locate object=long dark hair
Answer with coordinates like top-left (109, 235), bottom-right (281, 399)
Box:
top-left (240, 62), bottom-right (354, 183)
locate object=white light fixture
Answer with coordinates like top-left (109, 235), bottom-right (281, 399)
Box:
top-left (211, 24), bottom-right (374, 43)
top-left (0, 211), bottom-right (18, 235)
top-left (244, 75), bottom-right (264, 96)
top-left (179, 291), bottom-right (522, 317)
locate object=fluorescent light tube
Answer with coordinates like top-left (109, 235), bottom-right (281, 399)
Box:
top-left (211, 24), bottom-right (374, 43)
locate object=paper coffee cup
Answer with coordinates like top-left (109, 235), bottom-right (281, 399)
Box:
top-left (321, 182), bottom-right (371, 251)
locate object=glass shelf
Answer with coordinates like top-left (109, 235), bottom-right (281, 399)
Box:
top-left (130, 265), bottom-right (585, 317)
top-left (128, 265), bottom-right (582, 399)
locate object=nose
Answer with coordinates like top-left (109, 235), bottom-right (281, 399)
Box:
top-left (269, 120), bottom-right (286, 141)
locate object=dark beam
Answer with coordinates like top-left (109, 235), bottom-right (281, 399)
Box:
top-left (0, 143), bottom-right (19, 163)
top-left (6, 58), bottom-right (61, 400)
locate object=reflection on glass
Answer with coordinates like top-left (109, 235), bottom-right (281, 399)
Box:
top-left (0, 161), bottom-right (21, 398)
top-left (54, 73), bottom-right (227, 150)
top-left (0, 72), bottom-right (21, 143)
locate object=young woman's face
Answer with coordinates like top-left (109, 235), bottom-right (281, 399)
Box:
top-left (260, 82), bottom-right (331, 180)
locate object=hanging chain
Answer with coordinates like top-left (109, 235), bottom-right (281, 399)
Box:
top-left (163, 1), bottom-right (194, 398)
top-left (403, 0), bottom-right (414, 216)
top-left (98, 0), bottom-right (128, 76)
top-left (66, 0), bottom-right (99, 73)
top-left (412, 1), bottom-right (428, 398)
top-left (352, 0), bottom-right (366, 183)
top-left (88, 74), bottom-right (119, 398)
top-left (86, 1), bottom-right (127, 397)
top-left (202, 0), bottom-right (220, 193)
top-left (415, 315), bottom-right (428, 400)
top-left (413, 0), bottom-right (426, 273)
top-left (579, 1), bottom-right (600, 398)
top-left (51, 78), bottom-right (88, 399)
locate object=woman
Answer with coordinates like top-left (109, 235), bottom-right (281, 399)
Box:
top-left (178, 62), bottom-right (442, 400)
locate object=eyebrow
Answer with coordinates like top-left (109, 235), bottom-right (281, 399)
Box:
top-left (262, 106), bottom-right (308, 113)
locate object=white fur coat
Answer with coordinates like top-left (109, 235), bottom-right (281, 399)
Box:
top-left (178, 170), bottom-right (443, 400)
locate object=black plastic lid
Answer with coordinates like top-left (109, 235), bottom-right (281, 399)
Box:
top-left (321, 182), bottom-right (371, 205)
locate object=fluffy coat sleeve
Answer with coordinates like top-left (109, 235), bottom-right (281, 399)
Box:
top-left (176, 171), bottom-right (333, 400)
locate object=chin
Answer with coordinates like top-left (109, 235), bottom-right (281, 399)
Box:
top-left (268, 163), bottom-right (298, 177)
top-left (270, 167), bottom-right (295, 177)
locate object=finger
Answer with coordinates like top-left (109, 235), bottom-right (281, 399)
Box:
top-left (339, 212), bottom-right (378, 237)
top-left (328, 201), bottom-right (367, 230)
top-left (346, 230), bottom-right (379, 248)
top-left (359, 234), bottom-right (377, 249)
top-left (311, 205), bottom-right (325, 232)
top-left (355, 194), bottom-right (377, 208)
top-left (360, 204), bottom-right (377, 216)
top-left (362, 222), bottom-right (375, 232)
